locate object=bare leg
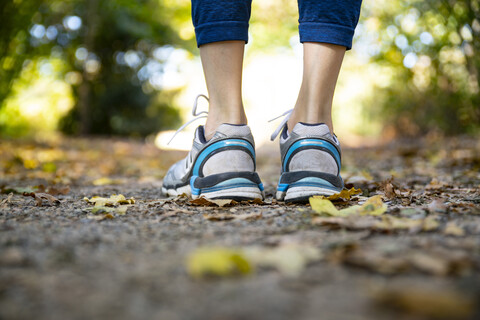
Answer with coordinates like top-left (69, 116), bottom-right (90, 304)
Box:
top-left (200, 41), bottom-right (247, 140)
top-left (287, 42), bottom-right (346, 133)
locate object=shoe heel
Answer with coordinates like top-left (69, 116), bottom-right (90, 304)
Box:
top-left (191, 172), bottom-right (264, 201)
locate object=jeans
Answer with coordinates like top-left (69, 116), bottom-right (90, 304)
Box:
top-left (191, 0), bottom-right (363, 49)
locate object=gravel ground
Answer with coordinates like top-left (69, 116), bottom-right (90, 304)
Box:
top-left (1, 136), bottom-right (480, 320)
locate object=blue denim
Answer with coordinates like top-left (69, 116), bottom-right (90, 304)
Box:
top-left (191, 0), bottom-right (362, 49)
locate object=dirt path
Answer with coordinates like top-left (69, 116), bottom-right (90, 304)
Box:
top-left (1, 136), bottom-right (479, 320)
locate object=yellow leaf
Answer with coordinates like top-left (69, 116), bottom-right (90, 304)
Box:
top-left (186, 248), bottom-right (252, 278)
top-left (321, 187), bottom-right (362, 201)
top-left (244, 245), bottom-right (322, 276)
top-left (92, 177), bottom-right (124, 186)
top-left (83, 194), bottom-right (135, 207)
top-left (310, 195), bottom-right (387, 217)
top-left (357, 195), bottom-right (387, 216)
top-left (309, 197), bottom-right (342, 216)
top-left (90, 205), bottom-right (129, 215)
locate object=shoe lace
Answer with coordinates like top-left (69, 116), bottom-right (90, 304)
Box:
top-left (269, 109), bottom-right (293, 141)
top-left (167, 94), bottom-right (209, 145)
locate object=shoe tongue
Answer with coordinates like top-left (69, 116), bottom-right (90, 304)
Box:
top-left (291, 122), bottom-right (331, 136)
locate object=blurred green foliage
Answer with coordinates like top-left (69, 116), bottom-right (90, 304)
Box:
top-left (0, 0), bottom-right (193, 137)
top-left (360, 0), bottom-right (480, 135)
top-left (1, 0), bottom-right (479, 138)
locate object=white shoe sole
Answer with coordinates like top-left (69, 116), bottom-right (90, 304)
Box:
top-left (277, 186), bottom-right (338, 203)
top-left (162, 185), bottom-right (264, 201)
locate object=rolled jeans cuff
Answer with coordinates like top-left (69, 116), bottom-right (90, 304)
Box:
top-left (195, 21), bottom-right (249, 47)
top-left (299, 22), bottom-right (356, 50)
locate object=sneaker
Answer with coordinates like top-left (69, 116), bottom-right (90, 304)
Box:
top-left (271, 114), bottom-right (344, 202)
top-left (162, 95), bottom-right (264, 201)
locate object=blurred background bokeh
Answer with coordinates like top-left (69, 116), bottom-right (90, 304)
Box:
top-left (1, 0), bottom-right (479, 149)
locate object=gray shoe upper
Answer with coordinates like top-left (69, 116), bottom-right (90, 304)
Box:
top-left (163, 124), bottom-right (256, 187)
top-left (279, 123), bottom-right (341, 175)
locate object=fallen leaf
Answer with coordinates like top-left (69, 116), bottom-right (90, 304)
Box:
top-left (1, 186), bottom-right (36, 194)
top-left (203, 212), bottom-right (263, 221)
top-left (426, 179), bottom-right (450, 190)
top-left (345, 195), bottom-right (388, 216)
top-left (90, 205), bottom-right (129, 215)
top-left (312, 215), bottom-right (379, 230)
top-left (86, 213), bottom-right (114, 221)
top-left (311, 187), bottom-right (362, 202)
top-left (186, 248), bottom-right (252, 278)
top-left (203, 213), bottom-right (235, 221)
top-left (310, 195), bottom-right (387, 217)
top-left (84, 194), bottom-right (135, 207)
top-left (0, 193), bottom-right (13, 208)
top-left (235, 212), bottom-right (263, 220)
top-left (36, 185), bottom-right (70, 195)
top-left (309, 197), bottom-right (340, 216)
top-left (92, 177), bottom-right (124, 186)
top-left (189, 197), bottom-right (238, 207)
top-left (313, 214), bottom-right (440, 233)
top-left (444, 221), bottom-right (465, 236)
top-left (373, 284), bottom-right (476, 319)
top-left (24, 192), bottom-right (60, 206)
top-left (244, 245), bottom-right (322, 276)
top-left (428, 199), bottom-right (448, 213)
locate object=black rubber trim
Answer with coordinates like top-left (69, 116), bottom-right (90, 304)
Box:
top-left (284, 145), bottom-right (340, 173)
top-left (279, 171), bottom-right (343, 188)
top-left (193, 172), bottom-right (262, 188)
top-left (163, 178), bottom-right (189, 190)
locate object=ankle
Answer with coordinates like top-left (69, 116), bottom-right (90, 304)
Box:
top-left (287, 110), bottom-right (333, 133)
top-left (204, 113), bottom-right (247, 140)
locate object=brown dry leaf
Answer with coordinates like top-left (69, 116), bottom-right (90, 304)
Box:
top-left (428, 199), bottom-right (448, 213)
top-left (46, 185), bottom-right (70, 196)
top-left (189, 197), bottom-right (238, 207)
top-left (83, 194), bottom-right (135, 207)
top-left (312, 187), bottom-right (362, 202)
top-left (24, 192), bottom-right (60, 206)
top-left (0, 193), bottom-right (13, 208)
top-left (241, 198), bottom-right (264, 205)
top-left (444, 221), bottom-right (465, 236)
top-left (380, 177), bottom-right (398, 199)
top-left (373, 284), bottom-right (476, 319)
top-left (203, 213), bottom-right (235, 221)
top-left (203, 212), bottom-right (262, 221)
top-left (36, 185), bottom-right (70, 196)
top-left (426, 178), bottom-right (450, 190)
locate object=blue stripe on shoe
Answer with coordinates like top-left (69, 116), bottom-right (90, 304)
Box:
top-left (192, 139), bottom-right (255, 176)
top-left (190, 176), bottom-right (200, 195)
top-left (277, 177), bottom-right (340, 193)
top-left (283, 139), bottom-right (341, 172)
